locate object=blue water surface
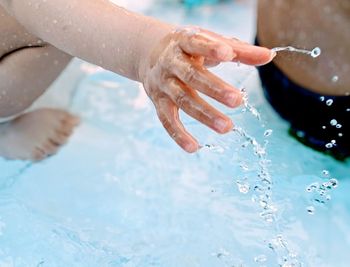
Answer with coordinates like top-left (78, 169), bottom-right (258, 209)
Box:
top-left (0, 1), bottom-right (349, 267)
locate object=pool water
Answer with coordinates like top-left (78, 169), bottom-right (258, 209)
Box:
top-left (0, 1), bottom-right (349, 266)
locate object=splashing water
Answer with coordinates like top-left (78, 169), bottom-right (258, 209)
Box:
top-left (241, 88), bottom-right (262, 121)
top-left (305, 170), bottom-right (339, 213)
top-left (271, 46), bottom-right (322, 58)
top-left (232, 90), bottom-right (303, 266)
top-left (202, 41), bottom-right (332, 265)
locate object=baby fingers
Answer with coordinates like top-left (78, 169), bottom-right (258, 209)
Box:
top-left (176, 27), bottom-right (274, 66)
top-left (227, 39), bottom-right (275, 65)
top-left (177, 27), bottom-right (235, 61)
top-left (155, 97), bottom-right (199, 153)
top-left (196, 29), bottom-right (274, 65)
top-left (165, 78), bottom-right (233, 134)
top-left (172, 54), bottom-right (242, 108)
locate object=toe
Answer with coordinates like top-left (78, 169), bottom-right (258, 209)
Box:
top-left (61, 113), bottom-right (80, 127)
top-left (43, 141), bottom-right (59, 156)
top-left (48, 137), bottom-right (62, 147)
top-left (32, 146), bottom-right (47, 161)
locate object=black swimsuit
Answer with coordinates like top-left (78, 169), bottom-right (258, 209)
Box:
top-left (255, 41), bottom-right (350, 160)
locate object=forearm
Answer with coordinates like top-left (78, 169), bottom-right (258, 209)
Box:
top-left (2, 0), bottom-right (173, 81)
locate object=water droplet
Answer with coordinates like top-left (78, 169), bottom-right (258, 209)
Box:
top-left (338, 133), bottom-right (343, 137)
top-left (236, 180), bottom-right (250, 194)
top-left (329, 178), bottom-right (339, 188)
top-left (239, 163), bottom-right (249, 171)
top-left (311, 47), bottom-right (321, 58)
top-left (322, 126), bottom-right (326, 129)
top-left (320, 96), bottom-right (325, 101)
top-left (264, 129), bottom-right (273, 137)
top-left (259, 199), bottom-right (268, 208)
top-left (325, 143), bottom-right (333, 149)
top-left (330, 119), bottom-right (337, 126)
top-left (306, 182), bottom-right (319, 192)
top-left (307, 206), bottom-right (315, 214)
top-left (254, 255), bottom-right (267, 263)
top-left (254, 185), bottom-right (264, 193)
top-left (322, 170), bottom-right (329, 177)
top-left (326, 99), bottom-right (333, 106)
top-left (296, 130), bottom-right (305, 138)
top-left (260, 208), bottom-right (276, 223)
top-left (336, 124), bottom-right (342, 129)
top-left (204, 144), bottom-right (225, 153)
top-left (322, 181), bottom-right (333, 190)
top-left (332, 75), bottom-right (339, 83)
top-left (271, 46), bottom-right (321, 59)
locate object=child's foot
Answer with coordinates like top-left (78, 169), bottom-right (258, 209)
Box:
top-left (0, 108), bottom-right (80, 161)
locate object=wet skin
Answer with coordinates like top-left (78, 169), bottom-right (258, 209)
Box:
top-left (141, 27), bottom-right (274, 152)
top-left (0, 0), bottom-right (274, 157)
top-left (258, 0), bottom-right (350, 96)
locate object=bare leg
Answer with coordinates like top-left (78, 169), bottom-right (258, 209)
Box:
top-left (0, 6), bottom-right (78, 161)
top-left (0, 109), bottom-right (79, 161)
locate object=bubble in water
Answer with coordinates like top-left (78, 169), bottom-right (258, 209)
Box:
top-left (307, 206), bottom-right (315, 215)
top-left (314, 198), bottom-right (325, 204)
top-left (264, 129), bottom-right (273, 137)
top-left (310, 47), bottom-right (321, 58)
top-left (254, 185), bottom-right (265, 193)
top-left (236, 180), bottom-right (250, 194)
top-left (330, 119), bottom-right (337, 126)
top-left (203, 144), bottom-right (225, 154)
top-left (260, 210), bottom-right (275, 223)
top-left (234, 97), bottom-right (302, 265)
top-left (322, 170), bottom-right (330, 177)
top-left (239, 163), bottom-right (249, 171)
top-left (259, 199), bottom-right (269, 209)
top-left (241, 141), bottom-right (250, 148)
top-left (322, 181), bottom-right (333, 190)
top-left (326, 99), bottom-right (333, 106)
top-left (329, 178), bottom-right (339, 188)
top-left (254, 254), bottom-right (267, 263)
top-left (306, 182), bottom-right (319, 192)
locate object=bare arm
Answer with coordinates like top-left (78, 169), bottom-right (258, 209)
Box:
top-left (1, 0), bottom-right (173, 81)
top-left (1, 0), bottom-right (275, 152)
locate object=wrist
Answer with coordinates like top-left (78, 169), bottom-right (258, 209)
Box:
top-left (136, 20), bottom-right (174, 83)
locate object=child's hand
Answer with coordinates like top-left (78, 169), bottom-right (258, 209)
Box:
top-left (139, 27), bottom-right (274, 153)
